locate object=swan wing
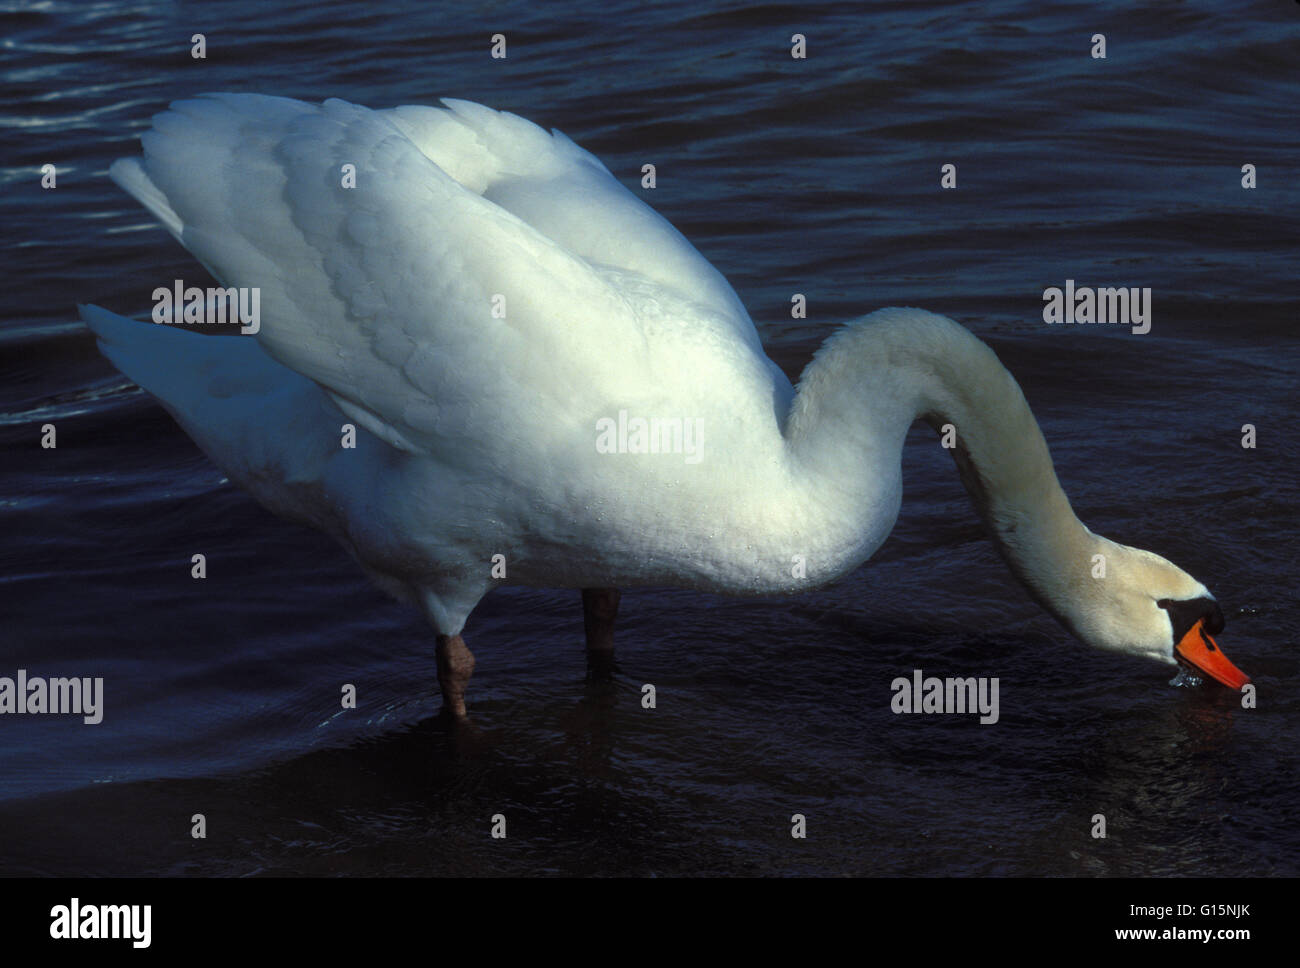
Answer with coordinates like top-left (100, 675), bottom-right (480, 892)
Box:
top-left (380, 98), bottom-right (763, 350)
top-left (110, 94), bottom-right (707, 457)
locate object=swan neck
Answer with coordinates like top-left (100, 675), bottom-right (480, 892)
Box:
top-left (787, 309), bottom-right (1095, 627)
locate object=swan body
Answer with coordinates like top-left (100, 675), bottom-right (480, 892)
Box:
top-left (81, 94), bottom-right (1248, 714)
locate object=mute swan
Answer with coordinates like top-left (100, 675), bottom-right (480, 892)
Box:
top-left (80, 94), bottom-right (1249, 719)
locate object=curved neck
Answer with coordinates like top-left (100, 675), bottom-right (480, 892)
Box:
top-left (784, 308), bottom-right (1097, 629)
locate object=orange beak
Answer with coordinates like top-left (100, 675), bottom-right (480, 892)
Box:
top-left (1174, 619), bottom-right (1250, 689)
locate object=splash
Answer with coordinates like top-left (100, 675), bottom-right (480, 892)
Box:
top-left (1168, 667), bottom-right (1203, 688)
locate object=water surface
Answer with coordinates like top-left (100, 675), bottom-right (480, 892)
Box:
top-left (1, 0), bottom-right (1296, 876)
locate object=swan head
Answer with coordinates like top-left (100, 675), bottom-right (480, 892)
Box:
top-left (1069, 540), bottom-right (1250, 689)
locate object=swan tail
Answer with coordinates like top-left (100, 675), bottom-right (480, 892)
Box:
top-left (80, 304), bottom-right (279, 409)
top-left (81, 304), bottom-right (220, 409)
top-left (78, 304), bottom-right (339, 491)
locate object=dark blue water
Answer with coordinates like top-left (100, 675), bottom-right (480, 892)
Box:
top-left (1, 0), bottom-right (1297, 876)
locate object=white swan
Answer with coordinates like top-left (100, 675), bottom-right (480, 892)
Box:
top-left (80, 94), bottom-right (1249, 717)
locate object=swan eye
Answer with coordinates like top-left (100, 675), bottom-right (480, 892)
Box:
top-left (1157, 596), bottom-right (1225, 641)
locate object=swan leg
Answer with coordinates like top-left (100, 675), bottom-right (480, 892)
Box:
top-left (581, 588), bottom-right (621, 678)
top-left (435, 633), bottom-right (476, 719)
